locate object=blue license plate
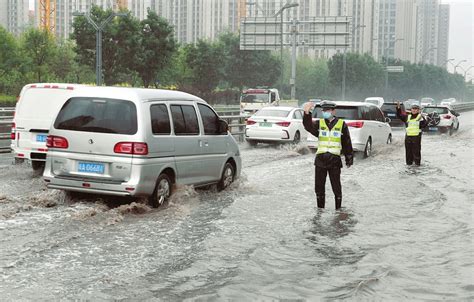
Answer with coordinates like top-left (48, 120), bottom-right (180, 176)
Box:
top-left (387, 113), bottom-right (396, 117)
top-left (78, 162), bottom-right (105, 174)
top-left (36, 134), bottom-right (47, 142)
top-left (429, 127), bottom-right (438, 131)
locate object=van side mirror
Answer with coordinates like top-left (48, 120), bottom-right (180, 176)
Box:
top-left (218, 119), bottom-right (229, 134)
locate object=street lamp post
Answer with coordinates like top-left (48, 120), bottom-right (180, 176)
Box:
top-left (444, 58), bottom-right (455, 69)
top-left (273, 3), bottom-right (299, 99)
top-left (73, 11), bottom-right (127, 86)
top-left (384, 38), bottom-right (403, 95)
top-left (454, 60), bottom-right (467, 74)
top-left (463, 66), bottom-right (474, 79)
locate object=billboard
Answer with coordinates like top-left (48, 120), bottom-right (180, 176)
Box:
top-left (240, 16), bottom-right (351, 50)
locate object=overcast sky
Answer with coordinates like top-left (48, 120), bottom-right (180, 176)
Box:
top-left (442, 0), bottom-right (473, 80)
top-left (29, 0), bottom-right (472, 79)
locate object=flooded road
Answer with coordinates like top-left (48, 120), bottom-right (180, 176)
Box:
top-left (0, 112), bottom-right (473, 300)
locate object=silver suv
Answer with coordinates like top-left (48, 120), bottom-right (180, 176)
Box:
top-left (43, 87), bottom-right (241, 207)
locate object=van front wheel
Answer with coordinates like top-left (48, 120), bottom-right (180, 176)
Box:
top-left (149, 174), bottom-right (172, 208)
top-left (218, 162), bottom-right (235, 191)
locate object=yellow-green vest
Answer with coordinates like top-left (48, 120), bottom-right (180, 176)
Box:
top-left (317, 119), bottom-right (343, 155)
top-left (407, 114), bottom-right (421, 136)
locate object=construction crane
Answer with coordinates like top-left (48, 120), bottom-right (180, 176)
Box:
top-left (39, 0), bottom-right (56, 34)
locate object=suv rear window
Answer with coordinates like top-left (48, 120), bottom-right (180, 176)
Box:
top-left (423, 107), bottom-right (449, 114)
top-left (381, 103), bottom-right (401, 113)
top-left (312, 106), bottom-right (361, 120)
top-left (54, 97), bottom-right (137, 134)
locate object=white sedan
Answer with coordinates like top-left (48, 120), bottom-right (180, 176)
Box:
top-left (245, 107), bottom-right (307, 145)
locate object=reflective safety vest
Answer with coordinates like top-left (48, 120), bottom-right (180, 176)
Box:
top-left (317, 119), bottom-right (344, 155)
top-left (406, 114), bottom-right (421, 136)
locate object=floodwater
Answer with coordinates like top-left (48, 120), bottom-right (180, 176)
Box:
top-left (0, 112), bottom-right (473, 300)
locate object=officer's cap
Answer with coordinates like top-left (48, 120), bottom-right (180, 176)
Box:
top-left (411, 103), bottom-right (420, 109)
top-left (321, 100), bottom-right (337, 109)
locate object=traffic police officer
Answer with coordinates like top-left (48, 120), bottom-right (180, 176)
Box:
top-left (303, 101), bottom-right (354, 209)
top-left (396, 102), bottom-right (429, 166)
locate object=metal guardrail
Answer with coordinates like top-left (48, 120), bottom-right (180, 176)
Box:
top-left (450, 102), bottom-right (474, 112)
top-left (0, 107), bottom-right (14, 153)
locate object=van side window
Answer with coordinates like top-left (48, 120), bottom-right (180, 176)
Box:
top-left (150, 104), bottom-right (171, 135)
top-left (198, 104), bottom-right (219, 135)
top-left (374, 108), bottom-right (384, 122)
top-left (171, 105), bottom-right (199, 135)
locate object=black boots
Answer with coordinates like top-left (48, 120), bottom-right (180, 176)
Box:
top-left (317, 194), bottom-right (325, 208)
top-left (317, 195), bottom-right (342, 209)
top-left (335, 196), bottom-right (342, 210)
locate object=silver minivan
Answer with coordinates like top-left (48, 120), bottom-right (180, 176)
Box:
top-left (43, 86), bottom-right (241, 207)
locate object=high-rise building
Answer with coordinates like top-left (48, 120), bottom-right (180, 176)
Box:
top-left (150, 0), bottom-right (240, 44)
top-left (437, 3), bottom-right (449, 67)
top-left (0, 0), bottom-right (30, 35)
top-left (415, 0), bottom-right (439, 65)
top-left (394, 0), bottom-right (417, 63)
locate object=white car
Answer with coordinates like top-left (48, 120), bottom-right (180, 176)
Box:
top-left (245, 106), bottom-right (307, 145)
top-left (306, 102), bottom-right (392, 158)
top-left (440, 98), bottom-right (456, 106)
top-left (422, 105), bottom-right (460, 135)
top-left (420, 97), bottom-right (435, 107)
top-left (364, 97), bottom-right (385, 108)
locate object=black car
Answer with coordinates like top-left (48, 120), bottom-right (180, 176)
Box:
top-left (381, 103), bottom-right (406, 126)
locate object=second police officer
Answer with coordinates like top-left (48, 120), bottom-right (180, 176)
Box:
top-left (303, 101), bottom-right (354, 210)
top-left (396, 102), bottom-right (430, 166)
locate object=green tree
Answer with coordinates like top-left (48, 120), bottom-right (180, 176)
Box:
top-left (328, 53), bottom-right (385, 100)
top-left (295, 57), bottom-right (329, 101)
top-left (0, 26), bottom-right (25, 95)
top-left (134, 10), bottom-right (176, 88)
top-left (183, 40), bottom-right (224, 96)
top-left (20, 28), bottom-right (57, 82)
top-left (71, 6), bottom-right (141, 85)
top-left (218, 32), bottom-right (280, 90)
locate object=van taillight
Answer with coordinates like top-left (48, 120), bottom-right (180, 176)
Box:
top-left (10, 122), bottom-right (16, 140)
top-left (114, 142), bottom-right (148, 155)
top-left (346, 121), bottom-right (364, 128)
top-left (46, 135), bottom-right (69, 148)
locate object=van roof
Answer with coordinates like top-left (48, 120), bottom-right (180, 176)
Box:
top-left (316, 101), bottom-right (373, 107)
top-left (70, 86), bottom-right (205, 103)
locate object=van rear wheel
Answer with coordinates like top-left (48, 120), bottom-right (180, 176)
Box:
top-left (218, 162), bottom-right (235, 191)
top-left (31, 160), bottom-right (45, 171)
top-left (149, 174), bottom-right (172, 208)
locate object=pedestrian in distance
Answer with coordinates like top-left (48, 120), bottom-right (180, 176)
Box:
top-left (303, 101), bottom-right (354, 210)
top-left (396, 101), bottom-right (430, 166)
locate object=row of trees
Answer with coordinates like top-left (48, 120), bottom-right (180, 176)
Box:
top-left (0, 5), bottom-right (470, 104)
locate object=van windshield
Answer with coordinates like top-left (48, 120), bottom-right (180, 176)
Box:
top-left (312, 106), bottom-right (361, 120)
top-left (54, 97), bottom-right (137, 135)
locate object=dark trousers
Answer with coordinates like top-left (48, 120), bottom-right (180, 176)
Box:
top-left (405, 136), bottom-right (422, 165)
top-left (315, 166), bottom-right (342, 208)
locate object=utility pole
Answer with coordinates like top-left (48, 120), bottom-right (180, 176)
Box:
top-left (273, 3), bottom-right (299, 99)
top-left (342, 48), bottom-right (346, 101)
top-left (290, 19), bottom-right (298, 101)
top-left (72, 11), bottom-right (127, 86)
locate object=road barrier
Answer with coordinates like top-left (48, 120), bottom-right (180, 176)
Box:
top-left (0, 107), bottom-right (14, 153)
top-left (451, 102), bottom-right (474, 112)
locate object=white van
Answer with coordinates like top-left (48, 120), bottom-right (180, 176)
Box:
top-left (43, 86), bottom-right (241, 207)
top-left (11, 83), bottom-right (83, 170)
top-left (364, 97), bottom-right (385, 108)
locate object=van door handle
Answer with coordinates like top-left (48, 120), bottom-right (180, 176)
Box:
top-left (203, 141), bottom-right (209, 147)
